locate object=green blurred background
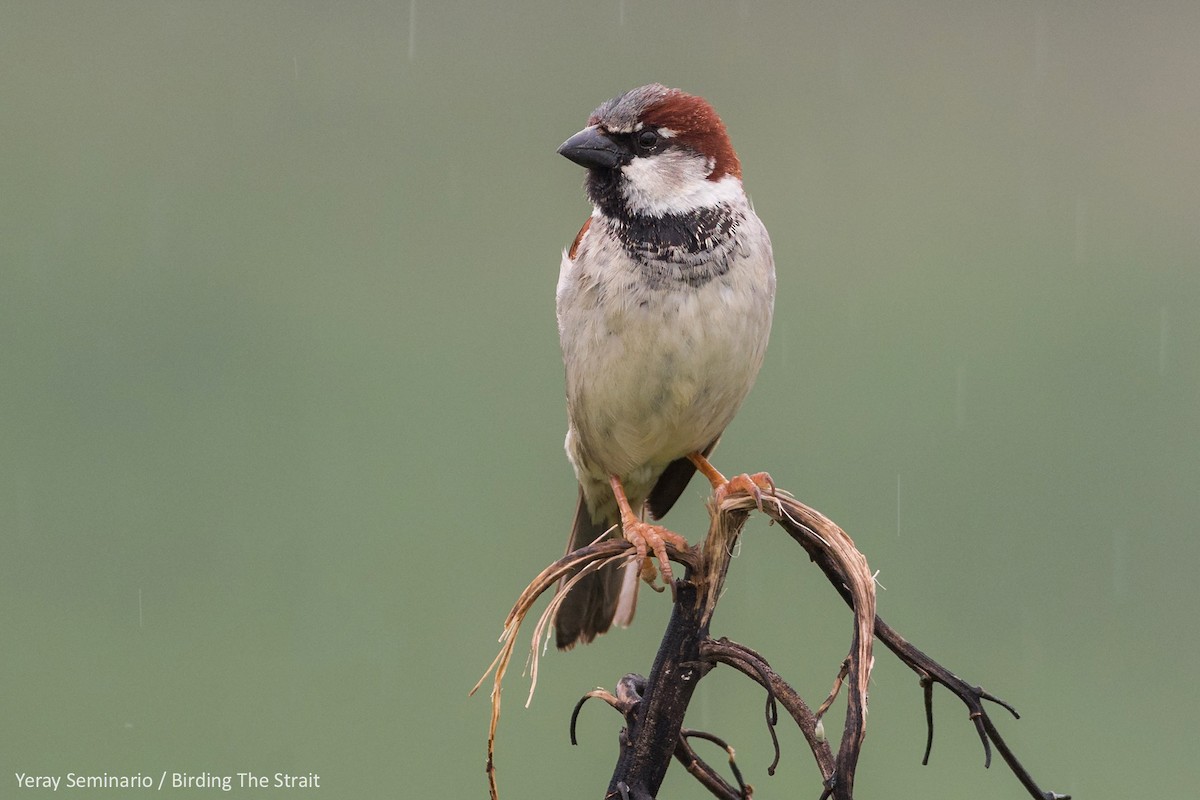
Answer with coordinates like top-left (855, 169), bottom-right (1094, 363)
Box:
top-left (2, 2), bottom-right (1197, 797)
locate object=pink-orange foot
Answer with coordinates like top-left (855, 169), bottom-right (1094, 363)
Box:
top-left (686, 452), bottom-right (776, 512)
top-left (712, 471), bottom-right (776, 512)
top-left (622, 519), bottom-right (689, 592)
top-left (608, 474), bottom-right (688, 591)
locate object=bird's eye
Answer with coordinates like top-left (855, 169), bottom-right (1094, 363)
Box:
top-left (635, 129), bottom-right (660, 152)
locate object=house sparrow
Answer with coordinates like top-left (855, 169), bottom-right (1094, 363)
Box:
top-left (553, 84), bottom-right (776, 649)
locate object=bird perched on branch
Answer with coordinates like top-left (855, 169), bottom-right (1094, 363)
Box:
top-left (553, 84), bottom-right (776, 649)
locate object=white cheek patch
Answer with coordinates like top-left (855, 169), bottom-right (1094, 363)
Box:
top-left (620, 153), bottom-right (744, 216)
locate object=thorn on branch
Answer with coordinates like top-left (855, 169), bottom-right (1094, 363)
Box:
top-left (763, 693), bottom-right (781, 776)
top-left (477, 481), bottom-right (1069, 800)
top-left (571, 689), bottom-right (622, 745)
top-left (969, 709), bottom-right (993, 769)
top-left (678, 728), bottom-right (752, 799)
top-left (920, 675), bottom-right (934, 766)
top-left (979, 686), bottom-right (1021, 719)
top-left (874, 617), bottom-right (1068, 798)
top-left (702, 637), bottom-right (834, 784)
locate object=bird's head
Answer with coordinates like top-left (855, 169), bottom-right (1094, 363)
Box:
top-left (558, 84), bottom-right (743, 219)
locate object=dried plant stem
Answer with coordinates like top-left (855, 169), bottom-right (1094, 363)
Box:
top-left (471, 540), bottom-right (644, 800)
top-left (475, 479), bottom-right (1068, 800)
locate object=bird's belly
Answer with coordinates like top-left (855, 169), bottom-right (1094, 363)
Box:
top-left (564, 276), bottom-right (769, 484)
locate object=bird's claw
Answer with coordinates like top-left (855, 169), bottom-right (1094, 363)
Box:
top-left (713, 471), bottom-right (776, 513)
top-left (621, 520), bottom-right (688, 592)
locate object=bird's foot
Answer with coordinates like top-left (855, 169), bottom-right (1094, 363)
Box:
top-left (713, 471), bottom-right (776, 513)
top-left (621, 519), bottom-right (688, 593)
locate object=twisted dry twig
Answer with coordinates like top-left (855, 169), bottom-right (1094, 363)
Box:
top-left (470, 538), bottom-right (690, 800)
top-left (475, 478), bottom-right (1068, 800)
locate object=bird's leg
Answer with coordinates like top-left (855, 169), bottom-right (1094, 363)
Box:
top-left (687, 452), bottom-right (775, 513)
top-left (609, 475), bottom-right (688, 592)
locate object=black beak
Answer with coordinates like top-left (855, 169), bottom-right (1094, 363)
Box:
top-left (558, 125), bottom-right (626, 170)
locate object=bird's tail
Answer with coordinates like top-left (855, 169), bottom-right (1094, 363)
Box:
top-left (553, 488), bottom-right (639, 650)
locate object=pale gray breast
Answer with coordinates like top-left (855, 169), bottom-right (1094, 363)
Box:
top-left (557, 207), bottom-right (774, 483)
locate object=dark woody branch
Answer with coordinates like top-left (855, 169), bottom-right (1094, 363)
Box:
top-left (475, 483), bottom-right (1069, 800)
top-left (596, 490), bottom-right (875, 800)
top-left (766, 495), bottom-right (1069, 800)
